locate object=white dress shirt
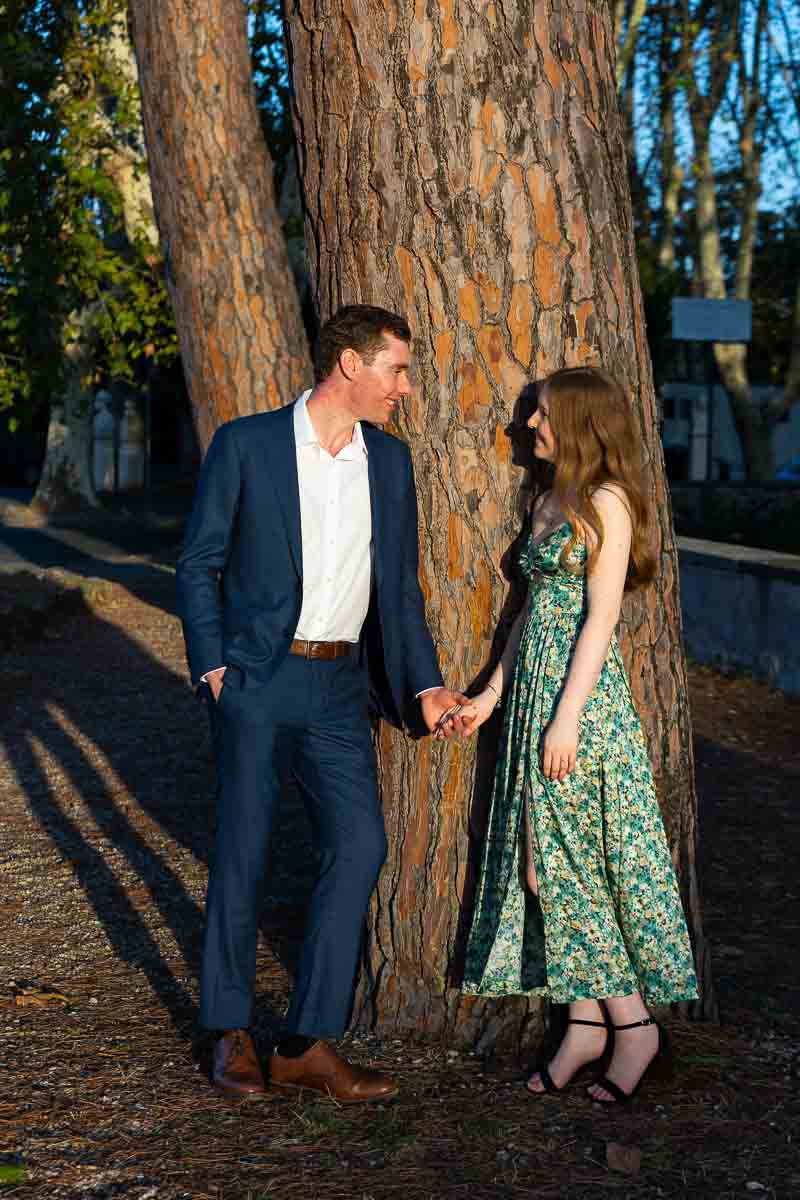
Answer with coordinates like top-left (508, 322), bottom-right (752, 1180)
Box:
top-left (293, 389), bottom-right (372, 642)
top-left (203, 393), bottom-right (438, 698)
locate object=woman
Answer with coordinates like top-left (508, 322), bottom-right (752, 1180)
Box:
top-left (460, 366), bottom-right (698, 1104)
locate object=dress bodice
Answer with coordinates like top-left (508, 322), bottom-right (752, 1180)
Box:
top-left (519, 522), bottom-right (586, 617)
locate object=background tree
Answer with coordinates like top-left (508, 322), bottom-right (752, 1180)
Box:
top-left (1, 1), bottom-right (177, 511)
top-left (0, 4), bottom-right (66, 435)
top-left (35, 0), bottom-right (176, 511)
top-left (285, 0), bottom-right (715, 1050)
top-left (128, 0), bottom-right (309, 452)
top-left (620, 0), bottom-right (800, 477)
top-left (677, 0), bottom-right (778, 478)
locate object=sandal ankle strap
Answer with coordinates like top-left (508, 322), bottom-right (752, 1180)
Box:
top-left (613, 1017), bottom-right (656, 1031)
top-left (567, 1018), bottom-right (607, 1028)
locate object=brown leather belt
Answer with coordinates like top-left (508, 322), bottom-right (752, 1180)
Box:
top-left (289, 639), bottom-right (353, 661)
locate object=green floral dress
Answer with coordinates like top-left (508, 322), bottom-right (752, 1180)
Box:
top-left (462, 523), bottom-right (698, 1005)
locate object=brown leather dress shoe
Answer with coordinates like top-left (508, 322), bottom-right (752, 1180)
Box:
top-left (211, 1029), bottom-right (267, 1097)
top-left (269, 1040), bottom-right (398, 1103)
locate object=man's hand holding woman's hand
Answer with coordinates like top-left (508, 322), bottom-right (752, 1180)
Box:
top-left (457, 688), bottom-right (500, 737)
top-left (421, 687), bottom-right (470, 739)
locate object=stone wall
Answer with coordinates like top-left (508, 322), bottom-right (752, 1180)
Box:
top-left (677, 537), bottom-right (800, 695)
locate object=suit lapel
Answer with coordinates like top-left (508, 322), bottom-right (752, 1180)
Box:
top-left (364, 424), bottom-right (385, 587)
top-left (264, 402), bottom-right (303, 579)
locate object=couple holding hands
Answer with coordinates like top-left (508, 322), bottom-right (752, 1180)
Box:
top-left (176, 305), bottom-right (697, 1109)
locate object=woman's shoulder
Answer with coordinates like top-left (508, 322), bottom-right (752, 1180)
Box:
top-left (592, 482), bottom-right (632, 521)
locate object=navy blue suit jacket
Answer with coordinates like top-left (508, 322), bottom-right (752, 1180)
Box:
top-left (175, 401), bottom-right (443, 729)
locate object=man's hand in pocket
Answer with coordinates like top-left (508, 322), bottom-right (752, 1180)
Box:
top-left (206, 666), bottom-right (227, 701)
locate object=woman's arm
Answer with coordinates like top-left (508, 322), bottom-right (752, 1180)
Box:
top-left (542, 486), bottom-right (632, 781)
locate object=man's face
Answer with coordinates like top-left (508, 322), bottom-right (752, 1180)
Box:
top-left (348, 333), bottom-right (412, 425)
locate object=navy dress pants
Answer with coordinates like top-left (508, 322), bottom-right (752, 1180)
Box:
top-left (199, 652), bottom-right (387, 1036)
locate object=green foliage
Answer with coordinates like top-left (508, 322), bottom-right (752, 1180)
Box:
top-left (1, 0), bottom-right (293, 433)
top-left (0, 2), bottom-right (66, 413)
top-left (0, 0), bottom-right (177, 428)
top-left (0, 1164), bottom-right (28, 1186)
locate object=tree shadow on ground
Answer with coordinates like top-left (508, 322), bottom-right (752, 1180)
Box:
top-left (5, 509), bottom-right (798, 1068)
top-left (1, 569), bottom-right (316, 1046)
top-left (0, 523), bottom-right (180, 614)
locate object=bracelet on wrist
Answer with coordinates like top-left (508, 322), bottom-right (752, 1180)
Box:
top-left (486, 682), bottom-right (501, 706)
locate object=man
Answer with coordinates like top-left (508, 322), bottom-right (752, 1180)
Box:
top-left (177, 305), bottom-right (465, 1102)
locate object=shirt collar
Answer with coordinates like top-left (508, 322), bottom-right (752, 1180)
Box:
top-left (294, 389), bottom-right (367, 457)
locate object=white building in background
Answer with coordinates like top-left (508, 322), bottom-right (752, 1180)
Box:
top-left (93, 389), bottom-right (146, 492)
top-left (660, 383), bottom-right (800, 481)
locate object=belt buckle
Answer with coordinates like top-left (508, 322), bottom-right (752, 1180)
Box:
top-left (305, 640), bottom-right (314, 660)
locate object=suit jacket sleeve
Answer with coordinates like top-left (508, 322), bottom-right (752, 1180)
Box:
top-left (399, 450), bottom-right (444, 698)
top-left (175, 422), bottom-right (241, 685)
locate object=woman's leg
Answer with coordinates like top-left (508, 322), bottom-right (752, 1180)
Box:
top-left (527, 997), bottom-right (607, 1092)
top-left (523, 799), bottom-right (538, 895)
top-left (586, 992), bottom-right (660, 1102)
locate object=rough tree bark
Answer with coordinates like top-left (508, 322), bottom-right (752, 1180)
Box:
top-left (286, 0), bottom-right (715, 1052)
top-left (128, 0), bottom-right (310, 452)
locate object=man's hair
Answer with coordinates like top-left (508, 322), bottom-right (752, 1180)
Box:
top-left (314, 305), bottom-right (411, 383)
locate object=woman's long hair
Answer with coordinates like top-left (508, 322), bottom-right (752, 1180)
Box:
top-left (536, 366), bottom-right (656, 591)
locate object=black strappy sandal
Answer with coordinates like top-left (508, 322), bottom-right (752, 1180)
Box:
top-left (587, 1016), bottom-right (669, 1105)
top-left (526, 1017), bottom-right (611, 1095)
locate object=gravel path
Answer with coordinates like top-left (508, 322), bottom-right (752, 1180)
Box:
top-left (1, 570), bottom-right (798, 1199)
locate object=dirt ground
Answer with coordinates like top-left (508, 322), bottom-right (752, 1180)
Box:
top-left (1, 568), bottom-right (798, 1200)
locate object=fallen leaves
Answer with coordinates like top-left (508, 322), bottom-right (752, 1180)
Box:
top-left (2, 981), bottom-right (71, 1008)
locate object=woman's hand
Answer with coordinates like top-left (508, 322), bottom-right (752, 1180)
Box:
top-left (542, 711), bottom-right (579, 781)
top-left (458, 689), bottom-right (500, 737)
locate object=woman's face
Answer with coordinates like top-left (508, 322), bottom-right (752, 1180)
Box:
top-left (528, 391), bottom-right (556, 461)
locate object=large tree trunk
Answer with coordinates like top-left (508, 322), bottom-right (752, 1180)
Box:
top-left (128, 0), bottom-right (310, 451)
top-left (286, 0), bottom-right (715, 1051)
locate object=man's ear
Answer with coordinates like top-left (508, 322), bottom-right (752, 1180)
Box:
top-left (338, 348), bottom-right (361, 380)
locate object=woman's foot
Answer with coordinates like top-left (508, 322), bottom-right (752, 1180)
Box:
top-left (527, 1007), bottom-right (608, 1094)
top-left (586, 1017), bottom-right (660, 1103)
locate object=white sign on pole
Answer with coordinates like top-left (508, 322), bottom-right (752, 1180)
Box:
top-left (671, 298), bottom-right (752, 343)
